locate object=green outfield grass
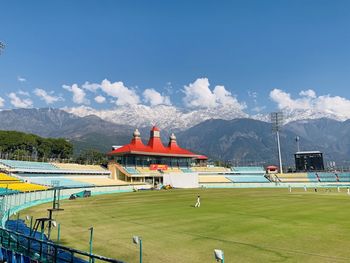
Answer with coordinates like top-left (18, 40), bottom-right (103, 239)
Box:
top-left (21, 188), bottom-right (350, 263)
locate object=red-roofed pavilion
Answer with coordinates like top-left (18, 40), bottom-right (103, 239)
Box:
top-left (107, 127), bottom-right (203, 183)
top-left (108, 126), bottom-right (199, 159)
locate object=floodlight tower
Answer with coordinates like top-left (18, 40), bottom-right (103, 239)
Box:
top-left (295, 136), bottom-right (300, 152)
top-left (271, 112), bottom-right (284, 174)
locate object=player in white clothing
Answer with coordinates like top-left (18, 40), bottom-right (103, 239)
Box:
top-left (195, 195), bottom-right (201, 208)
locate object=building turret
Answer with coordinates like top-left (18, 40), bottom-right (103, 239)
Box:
top-left (130, 128), bottom-right (144, 146)
top-left (147, 126), bottom-right (166, 150)
top-left (168, 133), bottom-right (179, 149)
top-left (133, 128), bottom-right (141, 138)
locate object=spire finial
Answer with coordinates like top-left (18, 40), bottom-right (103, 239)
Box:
top-left (133, 128), bottom-right (140, 138)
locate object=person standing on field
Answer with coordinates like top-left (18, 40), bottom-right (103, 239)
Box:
top-left (195, 195), bottom-right (201, 208)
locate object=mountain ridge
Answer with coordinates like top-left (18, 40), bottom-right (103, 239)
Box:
top-left (0, 108), bottom-right (349, 166)
top-left (63, 105), bottom-right (350, 131)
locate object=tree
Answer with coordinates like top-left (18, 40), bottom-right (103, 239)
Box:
top-left (0, 130), bottom-right (73, 161)
top-left (75, 149), bottom-right (107, 165)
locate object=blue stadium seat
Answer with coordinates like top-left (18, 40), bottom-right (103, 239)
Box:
top-left (20, 176), bottom-right (94, 187)
top-left (316, 172), bottom-right (337, 182)
top-left (180, 168), bottom-right (193, 173)
top-left (0, 187), bottom-right (20, 195)
top-left (0, 159), bottom-right (57, 170)
top-left (225, 175), bottom-right (269, 183)
top-left (307, 173), bottom-right (320, 182)
top-left (231, 166), bottom-right (265, 173)
top-left (337, 173), bottom-right (350, 182)
top-left (125, 167), bottom-right (139, 174)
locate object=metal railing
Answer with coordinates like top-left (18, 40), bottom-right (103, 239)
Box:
top-left (0, 226), bottom-right (124, 263)
top-left (0, 186), bottom-right (141, 262)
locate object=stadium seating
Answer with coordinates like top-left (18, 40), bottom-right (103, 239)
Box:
top-left (220, 166), bottom-right (270, 183)
top-left (167, 167), bottom-right (182, 173)
top-left (0, 173), bottom-right (20, 182)
top-left (310, 172), bottom-right (337, 182)
top-left (0, 160), bottom-right (110, 177)
top-left (275, 173), bottom-right (309, 182)
top-left (198, 176), bottom-right (231, 183)
top-left (226, 175), bottom-right (270, 183)
top-left (192, 166), bottom-right (229, 173)
top-left (231, 166), bottom-right (265, 173)
top-left (123, 165), bottom-right (194, 175)
top-left (0, 182), bottom-right (47, 192)
top-left (135, 167), bottom-right (161, 175)
top-left (306, 173), bottom-right (320, 182)
top-left (337, 173), bottom-right (350, 182)
top-left (0, 187), bottom-right (19, 195)
top-left (125, 167), bottom-right (139, 174)
top-left (0, 159), bottom-right (57, 170)
top-left (180, 167), bottom-right (193, 173)
top-left (66, 176), bottom-right (129, 186)
top-left (52, 163), bottom-right (106, 171)
top-left (0, 172), bottom-right (47, 192)
top-left (20, 177), bottom-right (93, 188)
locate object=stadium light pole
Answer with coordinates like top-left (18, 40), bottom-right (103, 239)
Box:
top-left (295, 136), bottom-right (301, 152)
top-left (89, 227), bottom-right (94, 263)
top-left (214, 249), bottom-right (224, 263)
top-left (132, 235), bottom-right (142, 263)
top-left (271, 112), bottom-right (284, 174)
top-left (57, 223), bottom-right (61, 244)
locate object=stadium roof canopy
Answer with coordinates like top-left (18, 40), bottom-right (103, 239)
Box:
top-left (196, 155), bottom-right (208, 160)
top-left (108, 126), bottom-right (201, 158)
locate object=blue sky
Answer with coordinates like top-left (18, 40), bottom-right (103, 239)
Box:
top-left (1, 0), bottom-right (350, 117)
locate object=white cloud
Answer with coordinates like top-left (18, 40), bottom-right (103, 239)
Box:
top-left (63, 84), bottom-right (89, 104)
top-left (100, 79), bottom-right (140, 106)
top-left (248, 91), bottom-right (257, 98)
top-left (34, 88), bottom-right (63, 104)
top-left (248, 90), bottom-right (264, 112)
top-left (82, 81), bottom-right (100, 92)
top-left (18, 90), bottom-right (30, 96)
top-left (269, 89), bottom-right (311, 110)
top-left (213, 85), bottom-right (240, 106)
top-left (66, 78), bottom-right (246, 109)
top-left (17, 76), bottom-right (26, 82)
top-left (270, 88), bottom-right (350, 120)
top-left (75, 79), bottom-right (141, 106)
top-left (8, 92), bottom-right (33, 108)
top-left (183, 78), bottom-right (216, 108)
top-left (94, 95), bottom-right (106, 104)
top-left (182, 78), bottom-right (246, 110)
top-left (299, 89), bottom-right (316, 98)
top-left (252, 106), bottom-right (266, 113)
top-left (143, 88), bottom-right (171, 106)
top-left (0, 97), bottom-right (4, 108)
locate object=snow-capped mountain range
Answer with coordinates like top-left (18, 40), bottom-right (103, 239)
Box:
top-left (63, 105), bottom-right (249, 131)
top-left (63, 105), bottom-right (349, 130)
top-left (0, 107), bottom-right (349, 164)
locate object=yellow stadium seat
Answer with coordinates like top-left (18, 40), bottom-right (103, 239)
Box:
top-left (0, 182), bottom-right (48, 192)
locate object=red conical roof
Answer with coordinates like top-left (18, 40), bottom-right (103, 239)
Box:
top-left (151, 126), bottom-right (160, 131)
top-left (108, 127), bottom-right (198, 157)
